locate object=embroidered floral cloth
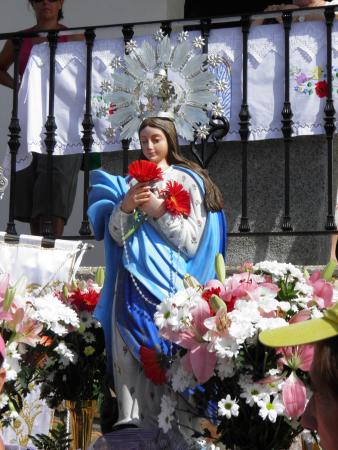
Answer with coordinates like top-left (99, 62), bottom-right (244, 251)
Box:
top-left (4, 20), bottom-right (338, 172)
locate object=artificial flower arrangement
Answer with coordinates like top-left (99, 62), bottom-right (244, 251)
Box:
top-left (0, 273), bottom-right (80, 426)
top-left (35, 268), bottom-right (106, 408)
top-left (151, 256), bottom-right (337, 450)
top-left (123, 160), bottom-right (191, 240)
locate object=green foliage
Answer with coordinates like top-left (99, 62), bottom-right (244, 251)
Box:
top-left (276, 278), bottom-right (299, 302)
top-left (29, 423), bottom-right (72, 450)
top-left (38, 326), bottom-right (106, 408)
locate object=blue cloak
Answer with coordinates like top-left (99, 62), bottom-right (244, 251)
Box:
top-left (87, 167), bottom-right (227, 366)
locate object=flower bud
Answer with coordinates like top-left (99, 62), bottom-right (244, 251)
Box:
top-left (14, 276), bottom-right (27, 296)
top-left (210, 294), bottom-right (227, 313)
top-left (95, 266), bottom-right (105, 287)
top-left (215, 253), bottom-right (226, 285)
top-left (282, 372), bottom-right (306, 417)
top-left (3, 287), bottom-right (16, 311)
top-left (321, 259), bottom-right (337, 281)
top-left (71, 279), bottom-right (78, 291)
top-left (62, 284), bottom-right (69, 299)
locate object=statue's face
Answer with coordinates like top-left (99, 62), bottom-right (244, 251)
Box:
top-left (140, 126), bottom-right (169, 169)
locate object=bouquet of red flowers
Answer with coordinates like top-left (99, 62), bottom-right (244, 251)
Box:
top-left (124, 160), bottom-right (191, 239)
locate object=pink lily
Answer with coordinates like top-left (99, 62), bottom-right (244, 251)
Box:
top-left (0, 334), bottom-right (5, 358)
top-left (308, 271), bottom-right (333, 308)
top-left (0, 311), bottom-right (13, 321)
top-left (239, 262), bottom-right (254, 273)
top-left (181, 344), bottom-right (217, 384)
top-left (289, 309), bottom-right (311, 324)
top-left (204, 307), bottom-right (231, 337)
top-left (223, 273), bottom-right (259, 304)
top-left (15, 319), bottom-right (44, 346)
top-left (161, 297), bottom-right (216, 383)
top-left (277, 344), bottom-right (314, 372)
top-left (276, 311), bottom-right (314, 371)
top-left (204, 280), bottom-right (226, 298)
top-left (7, 308), bottom-right (25, 331)
top-left (282, 371), bottom-right (307, 417)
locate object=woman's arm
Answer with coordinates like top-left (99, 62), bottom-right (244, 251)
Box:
top-left (65, 32), bottom-right (85, 42)
top-left (0, 40), bottom-right (15, 89)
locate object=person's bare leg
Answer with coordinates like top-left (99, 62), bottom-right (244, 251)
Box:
top-left (30, 218), bottom-right (41, 236)
top-left (52, 217), bottom-right (65, 237)
top-left (31, 216), bottom-right (65, 237)
top-left (330, 234), bottom-right (338, 263)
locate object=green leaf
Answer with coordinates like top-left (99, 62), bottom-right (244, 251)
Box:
top-left (29, 423), bottom-right (72, 450)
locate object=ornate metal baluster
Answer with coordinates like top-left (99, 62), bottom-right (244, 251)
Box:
top-left (189, 18), bottom-right (229, 168)
top-left (200, 18), bottom-right (210, 54)
top-left (161, 21), bottom-right (172, 37)
top-left (6, 36), bottom-right (22, 235)
top-left (79, 28), bottom-right (96, 236)
top-left (281, 11), bottom-right (293, 231)
top-left (43, 30), bottom-right (58, 237)
top-left (121, 24), bottom-right (134, 175)
top-left (324, 6), bottom-right (336, 230)
top-left (238, 15), bottom-right (251, 233)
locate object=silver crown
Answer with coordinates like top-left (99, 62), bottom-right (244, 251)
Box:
top-left (94, 31), bottom-right (226, 142)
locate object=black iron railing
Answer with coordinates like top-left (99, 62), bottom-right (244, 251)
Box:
top-left (1, 5), bottom-right (337, 240)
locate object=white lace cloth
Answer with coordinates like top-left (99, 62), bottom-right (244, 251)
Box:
top-left (4, 20), bottom-right (338, 172)
top-left (0, 233), bottom-right (86, 286)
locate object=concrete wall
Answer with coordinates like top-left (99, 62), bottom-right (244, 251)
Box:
top-left (102, 135), bottom-right (338, 266)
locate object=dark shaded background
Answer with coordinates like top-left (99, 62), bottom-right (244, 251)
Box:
top-left (184, 1), bottom-right (293, 18)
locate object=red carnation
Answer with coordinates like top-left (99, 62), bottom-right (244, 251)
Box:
top-left (69, 288), bottom-right (100, 312)
top-left (163, 181), bottom-right (191, 217)
top-left (315, 80), bottom-right (328, 98)
top-left (139, 346), bottom-right (167, 385)
top-left (127, 160), bottom-right (163, 183)
top-left (221, 294), bottom-right (236, 313)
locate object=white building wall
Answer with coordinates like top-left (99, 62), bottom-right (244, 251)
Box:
top-left (0, 0), bottom-right (184, 266)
